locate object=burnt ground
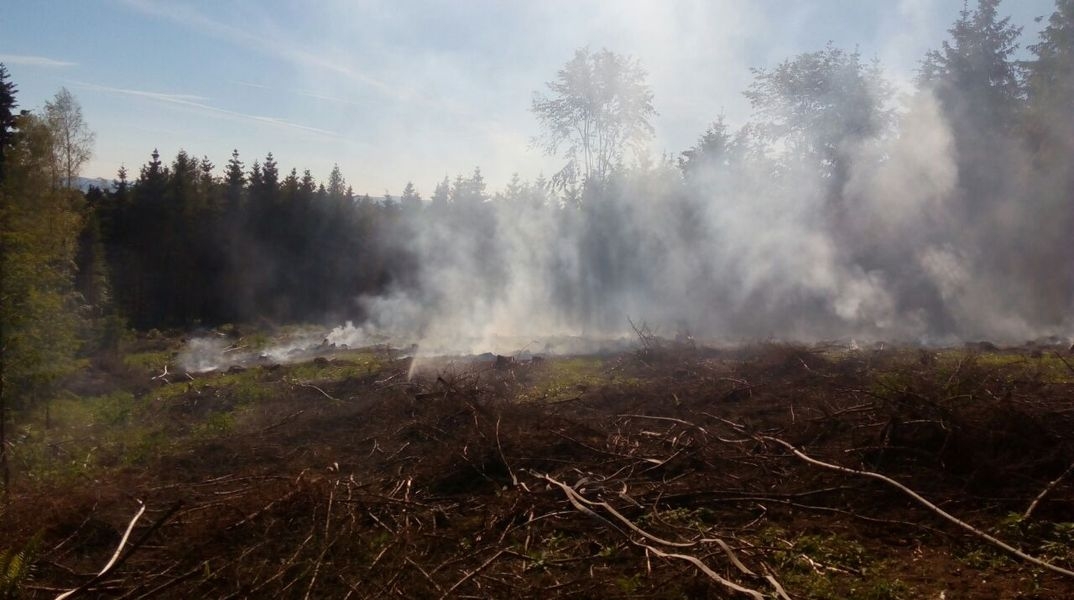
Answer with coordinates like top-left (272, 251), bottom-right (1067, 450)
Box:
top-left (3, 341), bottom-right (1074, 598)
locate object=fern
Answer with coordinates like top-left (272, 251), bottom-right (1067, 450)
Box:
top-left (0, 535), bottom-right (40, 600)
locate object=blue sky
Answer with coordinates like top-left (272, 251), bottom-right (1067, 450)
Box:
top-left (0, 0), bottom-right (1057, 195)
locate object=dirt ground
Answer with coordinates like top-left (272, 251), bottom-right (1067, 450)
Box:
top-left (3, 340), bottom-right (1074, 598)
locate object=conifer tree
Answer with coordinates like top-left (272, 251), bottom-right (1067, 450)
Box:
top-left (0, 64), bottom-right (17, 184)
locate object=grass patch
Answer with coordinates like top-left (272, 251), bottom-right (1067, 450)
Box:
top-left (153, 368), bottom-right (273, 401)
top-left (518, 356), bottom-right (607, 402)
top-left (287, 353), bottom-right (383, 382)
top-left (123, 349), bottom-right (175, 372)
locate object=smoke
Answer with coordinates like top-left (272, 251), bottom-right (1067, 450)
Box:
top-left (167, 5), bottom-right (1070, 364)
top-left (337, 78), bottom-right (1070, 356)
top-left (178, 327), bottom-right (334, 373)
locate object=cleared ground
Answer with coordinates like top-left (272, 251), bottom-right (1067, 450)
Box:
top-left (3, 336), bottom-right (1074, 598)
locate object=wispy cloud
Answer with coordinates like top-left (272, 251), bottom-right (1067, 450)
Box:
top-left (231, 81), bottom-right (364, 107)
top-left (119, 0), bottom-right (410, 102)
top-left (295, 90), bottom-right (364, 107)
top-left (75, 81), bottom-right (340, 138)
top-left (0, 53), bottom-right (77, 68)
top-left (231, 80), bottom-right (272, 90)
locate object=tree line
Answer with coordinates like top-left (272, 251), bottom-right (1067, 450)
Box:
top-left (1, 0), bottom-right (1072, 430)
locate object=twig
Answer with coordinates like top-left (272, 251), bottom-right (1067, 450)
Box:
top-left (763, 567), bottom-right (793, 600)
top-left (1023, 460), bottom-right (1074, 521)
top-left (535, 473), bottom-right (625, 537)
top-left (295, 381), bottom-right (338, 401)
top-left (1053, 351), bottom-right (1074, 376)
top-left (54, 503), bottom-right (146, 600)
top-left (639, 544), bottom-right (765, 599)
top-left (438, 550), bottom-right (505, 599)
top-left (619, 414), bottom-right (707, 433)
top-left (257, 410), bottom-right (305, 434)
top-left (762, 435), bottom-right (1074, 579)
top-left (495, 417), bottom-right (518, 486)
top-left (55, 501), bottom-right (182, 600)
top-left (706, 538), bottom-right (756, 577)
top-left (405, 557), bottom-right (443, 594)
top-left (537, 473), bottom-right (786, 595)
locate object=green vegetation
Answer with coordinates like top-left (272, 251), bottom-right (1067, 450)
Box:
top-left (516, 356), bottom-right (644, 403)
top-left (122, 349), bottom-right (174, 372)
top-left (0, 340), bottom-right (1072, 597)
top-left (519, 356), bottom-right (606, 402)
top-left (0, 534), bottom-right (39, 600)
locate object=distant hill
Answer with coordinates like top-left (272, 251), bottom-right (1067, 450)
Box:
top-left (75, 176), bottom-right (111, 192)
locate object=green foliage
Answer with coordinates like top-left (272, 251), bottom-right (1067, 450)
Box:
top-left (518, 357), bottom-right (608, 403)
top-left (0, 533), bottom-right (40, 600)
top-left (123, 350), bottom-right (174, 372)
top-left (194, 411), bottom-right (235, 438)
top-left (614, 573), bottom-right (643, 593)
top-left (92, 391), bottom-right (137, 427)
top-left (918, 0), bottom-right (1024, 130)
top-left (0, 63), bottom-right (17, 183)
top-left (756, 527), bottom-right (919, 600)
top-left (746, 43), bottom-right (893, 180)
top-left (287, 354), bottom-right (383, 383)
top-left (43, 88), bottom-right (94, 190)
top-left (1, 111), bottom-right (84, 410)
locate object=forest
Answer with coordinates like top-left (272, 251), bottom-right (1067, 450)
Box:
top-left (1, 0), bottom-right (1073, 598)
top-left (5, 0), bottom-right (1073, 359)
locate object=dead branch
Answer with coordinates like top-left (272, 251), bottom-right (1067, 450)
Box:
top-left (619, 413), bottom-right (707, 434)
top-left (495, 417), bottom-right (518, 486)
top-left (294, 380), bottom-right (339, 401)
top-left (763, 567), bottom-right (793, 600)
top-left (1053, 351), bottom-right (1074, 375)
top-left (538, 473), bottom-right (786, 597)
top-left (762, 435), bottom-right (1074, 579)
top-left (439, 550), bottom-right (506, 599)
top-left (54, 503), bottom-right (146, 600)
top-left (639, 544), bottom-right (765, 600)
top-left (1023, 459), bottom-right (1074, 521)
top-left (55, 501), bottom-right (181, 600)
top-left (256, 409), bottom-right (305, 435)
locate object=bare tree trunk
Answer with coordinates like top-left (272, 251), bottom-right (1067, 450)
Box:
top-left (0, 205), bottom-right (8, 500)
top-left (1, 349), bottom-right (8, 502)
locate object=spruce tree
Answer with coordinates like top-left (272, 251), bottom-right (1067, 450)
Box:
top-left (0, 64), bottom-right (17, 184)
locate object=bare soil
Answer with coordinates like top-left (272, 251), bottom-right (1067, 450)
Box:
top-left (4, 342), bottom-right (1074, 598)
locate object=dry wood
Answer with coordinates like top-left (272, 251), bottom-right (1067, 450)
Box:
top-left (1023, 460), bottom-right (1074, 521)
top-left (55, 501), bottom-right (181, 600)
top-left (639, 544), bottom-right (766, 599)
top-left (294, 380), bottom-right (338, 401)
top-left (438, 550), bottom-right (506, 599)
top-left (538, 473), bottom-right (786, 598)
top-left (762, 435), bottom-right (1074, 579)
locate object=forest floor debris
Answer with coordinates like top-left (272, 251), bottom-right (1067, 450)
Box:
top-left (3, 339), bottom-right (1074, 598)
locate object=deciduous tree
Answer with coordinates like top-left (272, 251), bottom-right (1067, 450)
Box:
top-left (43, 87), bottom-right (95, 189)
top-left (532, 48), bottom-right (656, 187)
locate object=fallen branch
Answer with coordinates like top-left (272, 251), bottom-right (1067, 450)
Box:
top-left (763, 567), bottom-right (793, 600)
top-left (1053, 351), bottom-right (1074, 376)
top-left (538, 473), bottom-right (782, 598)
top-left (495, 417), bottom-right (518, 486)
top-left (54, 503), bottom-right (146, 600)
top-left (1023, 460), bottom-right (1074, 521)
top-left (438, 549), bottom-right (505, 599)
top-left (639, 544), bottom-right (765, 600)
top-left (294, 381), bottom-right (338, 401)
top-left (256, 410), bottom-right (306, 435)
top-left (762, 435), bottom-right (1074, 579)
top-left (55, 501), bottom-right (182, 600)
